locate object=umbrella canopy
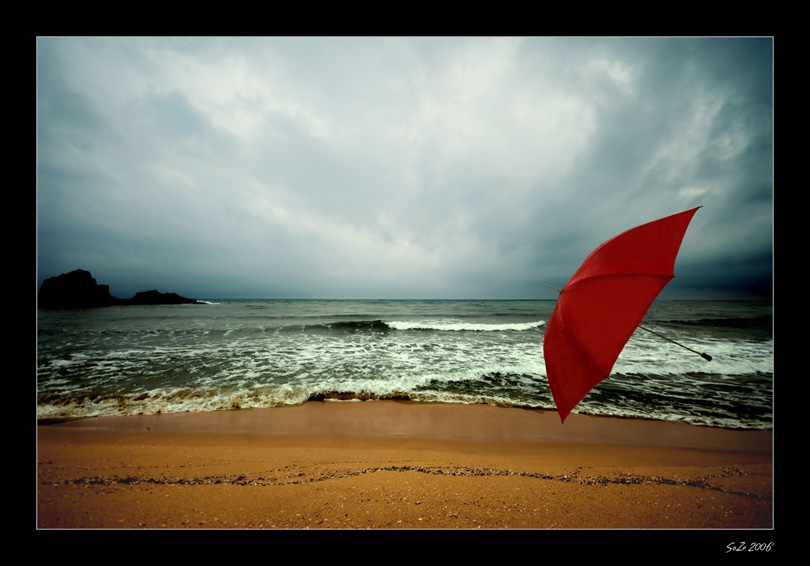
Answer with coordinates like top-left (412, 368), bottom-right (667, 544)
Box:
top-left (543, 207), bottom-right (701, 422)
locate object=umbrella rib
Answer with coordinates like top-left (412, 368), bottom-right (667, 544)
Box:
top-left (544, 281), bottom-right (712, 362)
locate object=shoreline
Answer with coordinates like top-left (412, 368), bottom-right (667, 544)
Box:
top-left (37, 401), bottom-right (772, 529)
top-left (38, 400), bottom-right (773, 452)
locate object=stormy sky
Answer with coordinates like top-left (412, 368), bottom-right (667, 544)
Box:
top-left (36, 37), bottom-right (773, 300)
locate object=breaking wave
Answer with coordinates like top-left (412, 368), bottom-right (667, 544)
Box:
top-left (296, 319), bottom-right (547, 333)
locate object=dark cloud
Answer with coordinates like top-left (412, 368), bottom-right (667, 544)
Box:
top-left (37, 37), bottom-right (773, 300)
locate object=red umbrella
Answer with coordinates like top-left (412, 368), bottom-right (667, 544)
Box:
top-left (543, 207), bottom-right (710, 423)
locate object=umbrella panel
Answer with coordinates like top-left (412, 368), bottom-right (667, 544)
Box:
top-left (544, 274), bottom-right (673, 421)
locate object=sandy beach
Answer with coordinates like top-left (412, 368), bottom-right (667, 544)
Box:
top-left (37, 401), bottom-right (772, 530)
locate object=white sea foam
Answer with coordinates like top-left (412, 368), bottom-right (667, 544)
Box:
top-left (386, 320), bottom-right (546, 332)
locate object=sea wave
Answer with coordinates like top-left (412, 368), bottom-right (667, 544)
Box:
top-left (36, 362), bottom-right (555, 420)
top-left (286, 319), bottom-right (547, 333)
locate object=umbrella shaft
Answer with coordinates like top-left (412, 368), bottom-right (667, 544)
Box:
top-left (638, 325), bottom-right (711, 361)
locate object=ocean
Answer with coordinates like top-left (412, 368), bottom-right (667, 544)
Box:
top-left (36, 299), bottom-right (773, 430)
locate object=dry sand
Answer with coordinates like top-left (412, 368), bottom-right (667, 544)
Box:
top-left (37, 401), bottom-right (772, 531)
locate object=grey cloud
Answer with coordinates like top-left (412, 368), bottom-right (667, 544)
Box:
top-left (37, 37), bottom-right (773, 300)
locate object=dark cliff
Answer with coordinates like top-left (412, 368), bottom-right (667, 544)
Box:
top-left (37, 269), bottom-right (117, 309)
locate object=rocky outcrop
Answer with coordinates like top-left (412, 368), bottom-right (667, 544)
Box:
top-left (38, 269), bottom-right (204, 309)
top-left (37, 269), bottom-right (117, 309)
top-left (121, 290), bottom-right (204, 306)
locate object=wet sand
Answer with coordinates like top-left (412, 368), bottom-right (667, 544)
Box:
top-left (37, 401), bottom-right (772, 530)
